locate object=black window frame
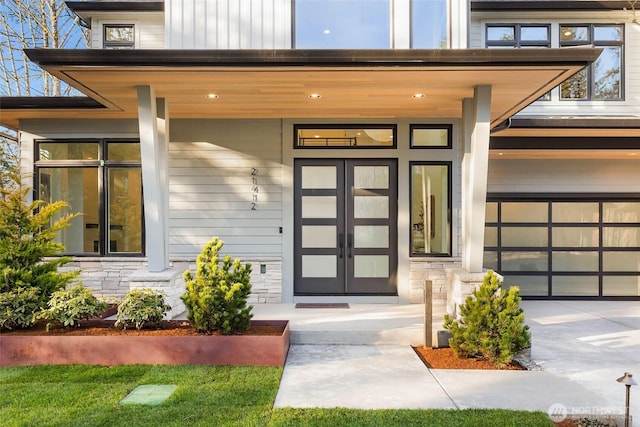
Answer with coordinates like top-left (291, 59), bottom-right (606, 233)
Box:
top-left (294, 124), bottom-right (398, 149)
top-left (409, 161), bottom-right (452, 258)
top-left (410, 124), bottom-right (452, 149)
top-left (559, 23), bottom-right (624, 101)
top-left (485, 24), bottom-right (551, 48)
top-left (103, 24), bottom-right (135, 49)
top-left (34, 138), bottom-right (144, 257)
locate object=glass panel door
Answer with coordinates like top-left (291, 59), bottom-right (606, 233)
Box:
top-left (294, 159), bottom-right (397, 295)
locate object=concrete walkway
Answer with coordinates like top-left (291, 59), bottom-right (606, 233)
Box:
top-left (265, 301), bottom-right (640, 422)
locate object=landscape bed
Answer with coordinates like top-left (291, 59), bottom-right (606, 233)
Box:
top-left (0, 319), bottom-right (290, 367)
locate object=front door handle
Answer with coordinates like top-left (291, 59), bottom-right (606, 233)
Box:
top-left (339, 233), bottom-right (344, 259)
top-left (347, 234), bottom-right (353, 258)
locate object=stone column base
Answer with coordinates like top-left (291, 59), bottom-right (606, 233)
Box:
top-left (446, 269), bottom-right (502, 319)
top-left (128, 268), bottom-right (186, 319)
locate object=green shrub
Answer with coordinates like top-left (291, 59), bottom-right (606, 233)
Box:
top-left (0, 182), bottom-right (79, 304)
top-left (182, 237), bottom-right (253, 335)
top-left (40, 283), bottom-right (107, 328)
top-left (115, 288), bottom-right (171, 330)
top-left (443, 270), bottom-right (531, 368)
top-left (0, 287), bottom-right (42, 330)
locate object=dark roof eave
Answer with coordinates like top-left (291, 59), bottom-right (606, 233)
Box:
top-left (65, 1), bottom-right (163, 13)
top-left (0, 96), bottom-right (106, 110)
top-left (471, 1), bottom-right (629, 11)
top-left (510, 116), bottom-right (640, 129)
top-left (24, 48), bottom-right (602, 68)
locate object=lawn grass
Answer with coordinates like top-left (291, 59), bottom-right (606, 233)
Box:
top-left (0, 365), bottom-right (555, 427)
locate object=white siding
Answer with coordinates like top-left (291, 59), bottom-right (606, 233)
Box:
top-left (166, 0), bottom-right (291, 49)
top-left (90, 13), bottom-right (165, 48)
top-left (169, 120), bottom-right (284, 258)
top-left (470, 10), bottom-right (640, 118)
top-left (488, 159), bottom-right (640, 193)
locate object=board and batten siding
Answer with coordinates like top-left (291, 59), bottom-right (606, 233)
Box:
top-left (469, 12), bottom-right (640, 118)
top-left (91, 14), bottom-right (165, 49)
top-left (169, 120), bottom-right (284, 259)
top-left (166, 0), bottom-right (291, 49)
top-left (488, 159), bottom-right (640, 194)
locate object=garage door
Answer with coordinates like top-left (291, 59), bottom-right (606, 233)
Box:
top-left (483, 197), bottom-right (640, 299)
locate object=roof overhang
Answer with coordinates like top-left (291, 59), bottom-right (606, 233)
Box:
top-left (493, 116), bottom-right (640, 137)
top-left (1, 48), bottom-right (600, 130)
top-left (471, 1), bottom-right (629, 11)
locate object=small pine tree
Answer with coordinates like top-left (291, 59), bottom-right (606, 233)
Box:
top-left (0, 182), bottom-right (79, 303)
top-left (182, 237), bottom-right (253, 335)
top-left (443, 270), bottom-right (530, 367)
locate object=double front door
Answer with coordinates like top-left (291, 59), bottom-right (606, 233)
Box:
top-left (294, 159), bottom-right (398, 295)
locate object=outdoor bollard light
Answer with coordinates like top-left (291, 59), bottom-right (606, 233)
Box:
top-left (617, 372), bottom-right (637, 427)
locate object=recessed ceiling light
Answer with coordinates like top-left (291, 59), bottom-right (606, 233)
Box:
top-left (308, 93), bottom-right (322, 99)
top-left (412, 93), bottom-right (426, 99)
top-left (206, 93), bottom-right (219, 99)
top-left (323, 29), bottom-right (331, 35)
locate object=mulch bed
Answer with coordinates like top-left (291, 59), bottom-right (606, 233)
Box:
top-left (413, 346), bottom-right (526, 370)
top-left (0, 320), bottom-right (285, 337)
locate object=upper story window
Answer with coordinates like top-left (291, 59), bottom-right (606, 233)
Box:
top-left (560, 24), bottom-right (623, 100)
top-left (294, 0), bottom-right (390, 48)
top-left (486, 24), bottom-right (550, 48)
top-left (412, 0), bottom-right (448, 48)
top-left (104, 24), bottom-right (135, 49)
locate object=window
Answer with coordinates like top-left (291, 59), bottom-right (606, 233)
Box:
top-left (294, 0), bottom-right (390, 48)
top-left (560, 24), bottom-right (623, 100)
top-left (410, 162), bottom-right (451, 256)
top-left (295, 125), bottom-right (396, 148)
top-left (486, 24), bottom-right (550, 48)
top-left (36, 140), bottom-right (143, 256)
top-left (484, 198), bottom-right (640, 298)
top-left (410, 124), bottom-right (451, 148)
top-left (486, 24), bottom-right (550, 100)
top-left (412, 0), bottom-right (448, 48)
top-left (104, 24), bottom-right (135, 49)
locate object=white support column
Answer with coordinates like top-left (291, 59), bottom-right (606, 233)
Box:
top-left (137, 85), bottom-right (170, 272)
top-left (461, 85), bottom-right (492, 273)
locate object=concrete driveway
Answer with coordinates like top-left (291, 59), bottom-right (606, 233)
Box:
top-left (522, 300), bottom-right (640, 422)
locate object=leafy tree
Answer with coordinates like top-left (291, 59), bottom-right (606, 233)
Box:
top-left (0, 180), bottom-right (79, 303)
top-left (182, 237), bottom-right (253, 335)
top-left (0, 0), bottom-right (89, 96)
top-left (443, 270), bottom-right (530, 368)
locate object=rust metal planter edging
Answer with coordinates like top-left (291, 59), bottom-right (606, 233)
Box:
top-left (0, 320), bottom-right (290, 367)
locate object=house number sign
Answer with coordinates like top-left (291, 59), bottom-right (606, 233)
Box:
top-left (251, 168), bottom-right (259, 210)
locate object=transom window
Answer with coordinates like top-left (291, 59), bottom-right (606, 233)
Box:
top-left (410, 124), bottom-right (452, 148)
top-left (36, 140), bottom-right (143, 256)
top-left (560, 24), bottom-right (623, 100)
top-left (294, 0), bottom-right (391, 48)
top-left (486, 24), bottom-right (550, 48)
top-left (295, 125), bottom-right (396, 148)
top-left (103, 24), bottom-right (135, 49)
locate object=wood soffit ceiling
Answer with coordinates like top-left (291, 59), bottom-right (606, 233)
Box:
top-left (1, 48), bottom-right (600, 130)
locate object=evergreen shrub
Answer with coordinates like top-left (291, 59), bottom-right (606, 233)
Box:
top-left (115, 288), bottom-right (171, 330)
top-left (182, 237), bottom-right (253, 335)
top-left (0, 287), bottom-right (42, 329)
top-left (40, 283), bottom-right (107, 328)
top-left (443, 270), bottom-right (531, 367)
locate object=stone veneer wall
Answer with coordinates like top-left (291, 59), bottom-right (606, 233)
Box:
top-left (409, 258), bottom-right (463, 304)
top-left (171, 259), bottom-right (282, 304)
top-left (60, 257), bottom-right (283, 304)
top-left (59, 258), bottom-right (147, 301)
